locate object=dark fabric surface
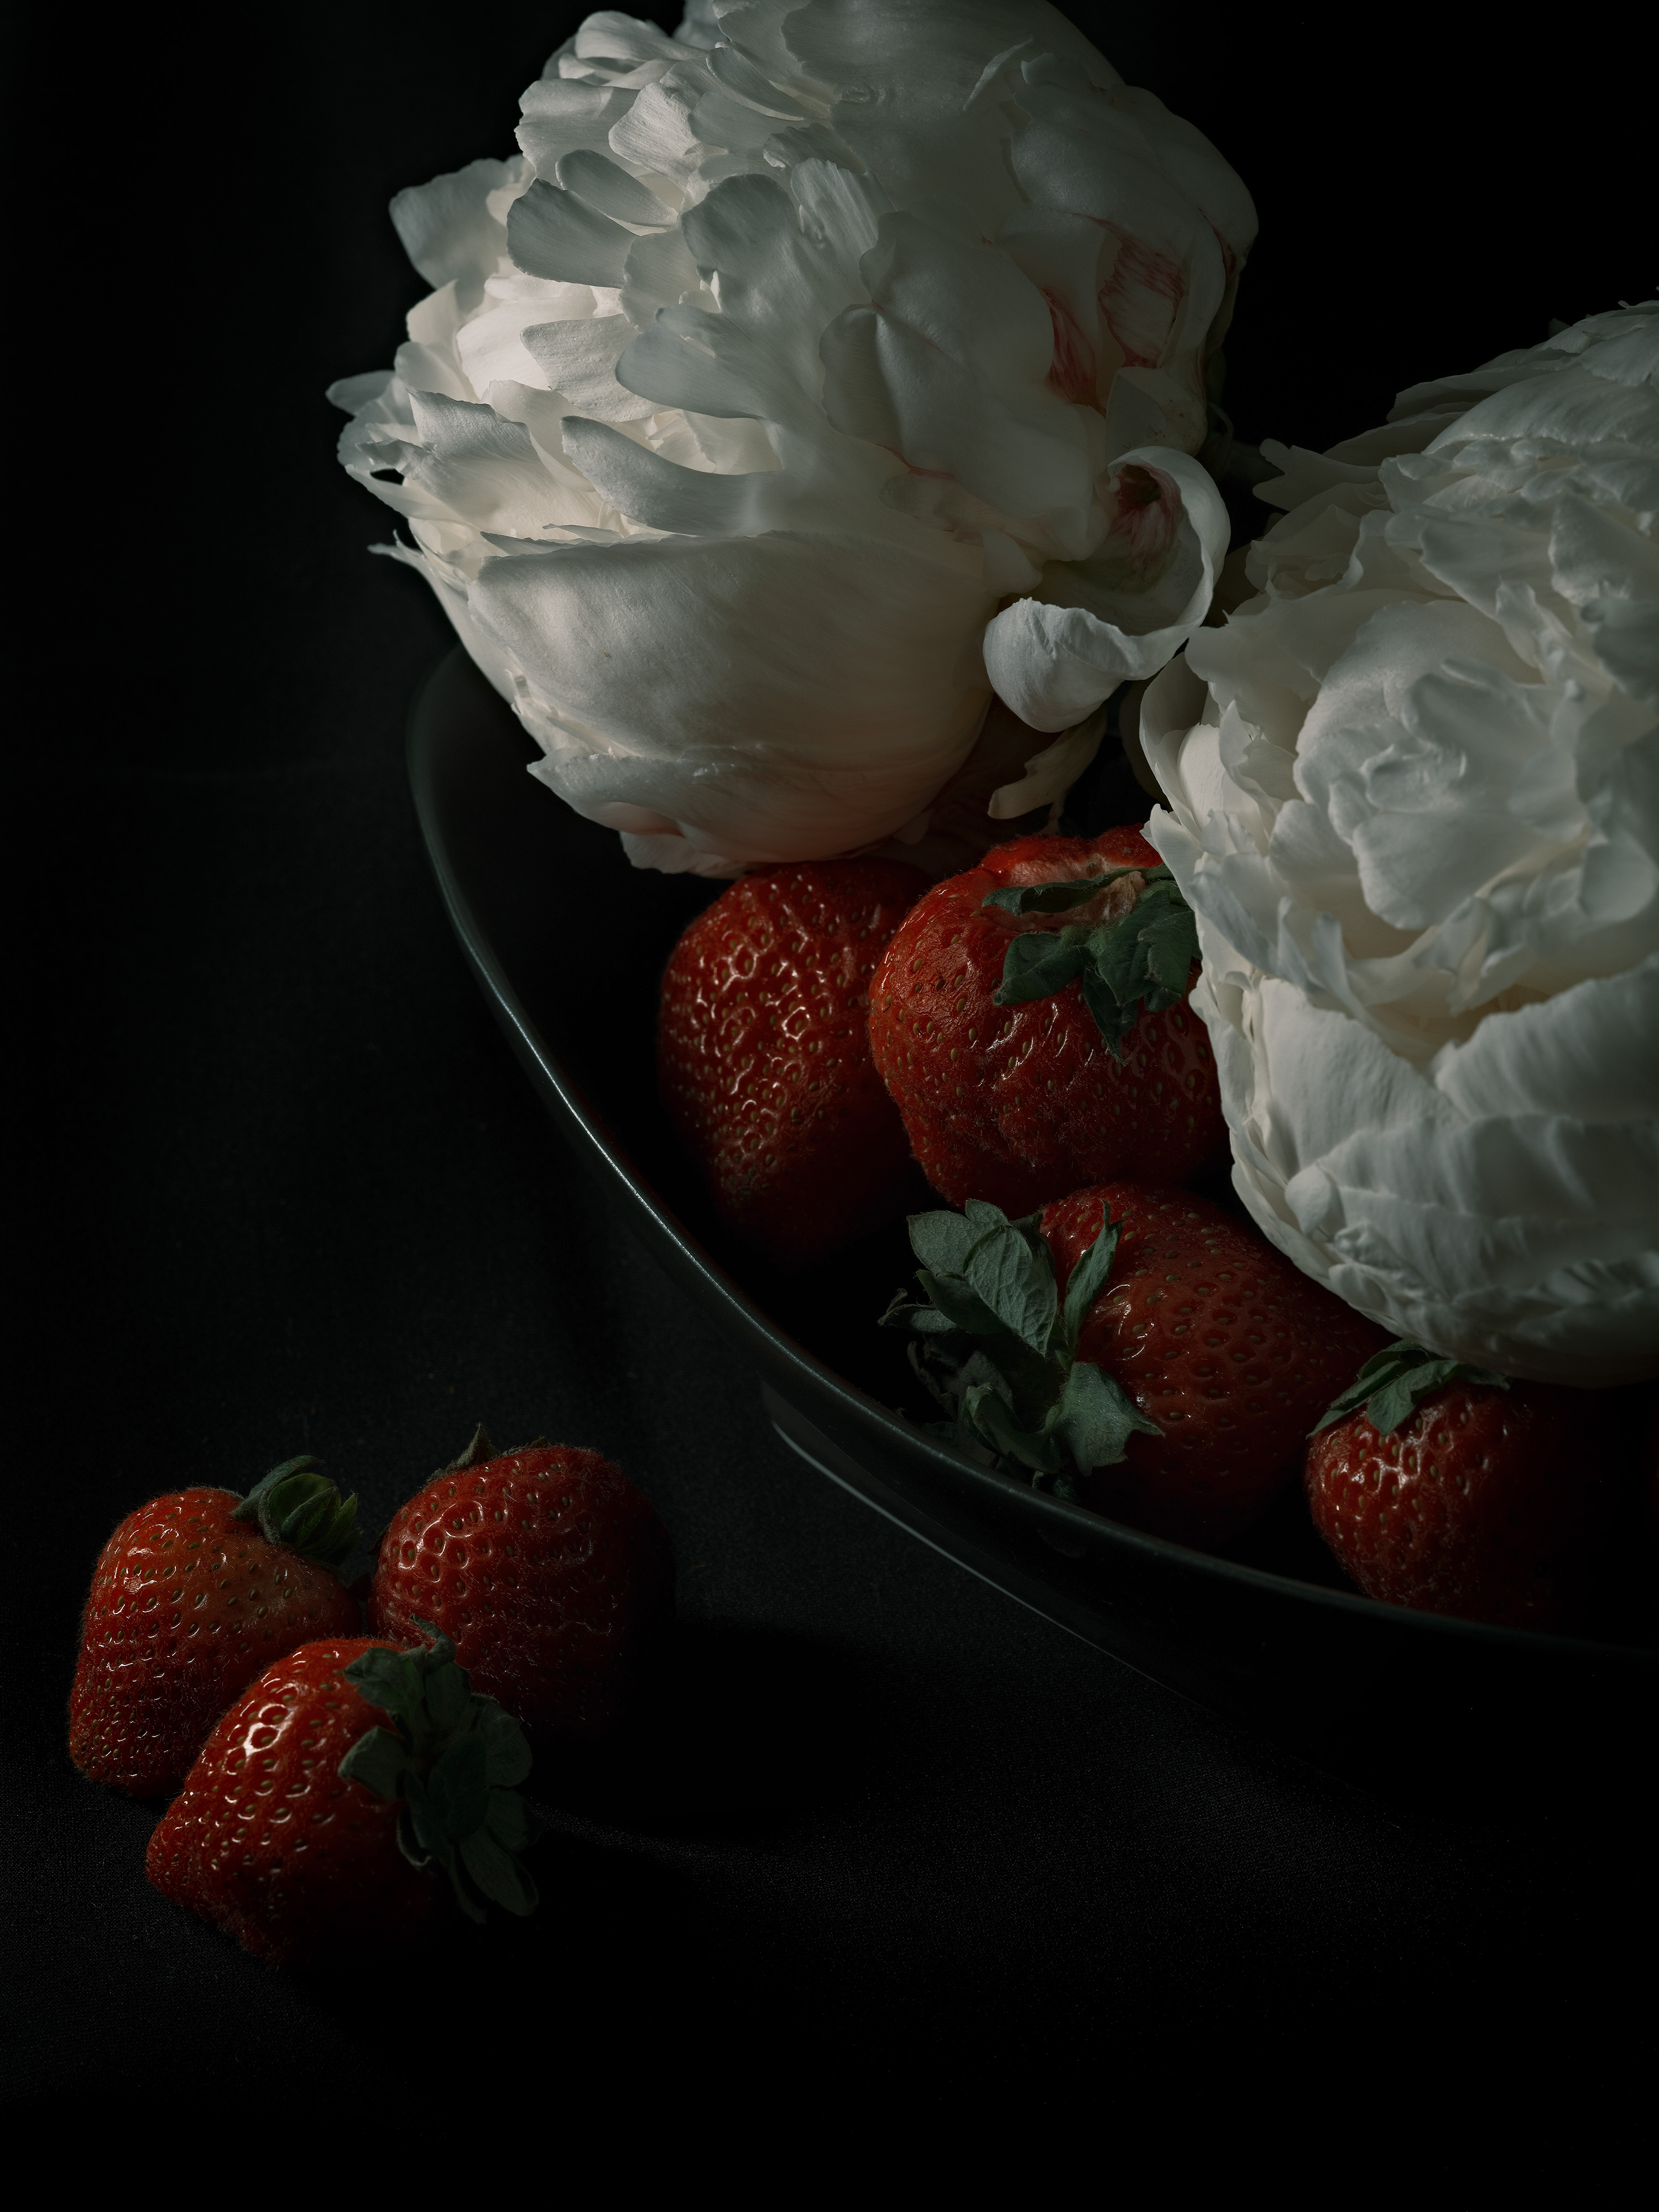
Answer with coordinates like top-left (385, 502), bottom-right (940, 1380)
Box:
top-left (7, 1), bottom-right (1651, 2135)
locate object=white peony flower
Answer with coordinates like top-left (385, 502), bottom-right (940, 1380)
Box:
top-left (330, 1), bottom-right (1249, 874)
top-left (1141, 305), bottom-right (1659, 1385)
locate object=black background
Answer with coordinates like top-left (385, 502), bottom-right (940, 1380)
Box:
top-left (7, 0), bottom-right (1652, 2138)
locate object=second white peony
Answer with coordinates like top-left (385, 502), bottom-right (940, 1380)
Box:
top-left (1142, 306), bottom-right (1659, 1385)
top-left (330, 0), bottom-right (1249, 874)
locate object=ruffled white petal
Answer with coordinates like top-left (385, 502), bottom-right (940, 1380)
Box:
top-left (1146, 305), bottom-right (1659, 1382)
top-left (331, 2), bottom-right (1254, 872)
top-left (469, 529), bottom-right (994, 868)
top-left (982, 446), bottom-right (1229, 729)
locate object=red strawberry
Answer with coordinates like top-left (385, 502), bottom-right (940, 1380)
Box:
top-left (369, 1428), bottom-right (672, 1746)
top-left (70, 1457), bottom-right (362, 1798)
top-left (659, 858), bottom-right (930, 1267)
top-left (1040, 1182), bottom-right (1388, 1545)
top-left (146, 1628), bottom-right (540, 1967)
top-left (868, 828), bottom-right (1226, 1216)
top-left (883, 1182), bottom-right (1388, 1549)
top-left (1304, 1346), bottom-right (1635, 1630)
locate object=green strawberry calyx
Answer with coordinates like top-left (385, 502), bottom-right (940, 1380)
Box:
top-left (230, 1456), bottom-right (360, 1572)
top-left (337, 1623), bottom-right (542, 1924)
top-left (434, 1423), bottom-right (551, 1481)
top-left (1312, 1340), bottom-right (1512, 1440)
top-left (880, 1196), bottom-right (1160, 1501)
top-left (982, 863), bottom-right (1199, 1062)
top-left (437, 1422), bottom-right (498, 1477)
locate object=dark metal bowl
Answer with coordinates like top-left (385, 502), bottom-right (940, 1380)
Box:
top-left (410, 645), bottom-right (1655, 1804)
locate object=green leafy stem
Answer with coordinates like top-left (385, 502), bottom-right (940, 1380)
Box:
top-left (984, 864), bottom-right (1199, 1061)
top-left (880, 1197), bottom-right (1160, 1503)
top-left (337, 1624), bottom-right (542, 1925)
top-left (231, 1455), bottom-right (360, 1573)
top-left (1312, 1342), bottom-right (1511, 1440)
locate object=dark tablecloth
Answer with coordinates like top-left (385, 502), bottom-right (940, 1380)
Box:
top-left (8, 1), bottom-right (1650, 2129)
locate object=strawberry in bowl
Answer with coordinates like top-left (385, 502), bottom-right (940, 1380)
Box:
top-left (659, 859), bottom-right (930, 1267)
top-left (409, 638), bottom-right (1658, 1784)
top-left (883, 1181), bottom-right (1386, 1548)
top-left (868, 828), bottom-right (1227, 1217)
top-left (1305, 1347), bottom-right (1644, 1633)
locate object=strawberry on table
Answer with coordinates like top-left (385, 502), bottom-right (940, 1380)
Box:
top-left (1305, 1345), bottom-right (1635, 1631)
top-left (659, 858), bottom-right (930, 1267)
top-left (70, 1456), bottom-right (363, 1799)
top-left (868, 828), bottom-right (1226, 1216)
top-left (146, 1627), bottom-right (540, 1968)
top-left (884, 1181), bottom-right (1387, 1548)
top-left (370, 1427), bottom-right (673, 1747)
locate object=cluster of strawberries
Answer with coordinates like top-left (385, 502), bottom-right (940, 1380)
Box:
top-left (70, 822), bottom-right (1644, 1972)
top-left (659, 826), bottom-right (1656, 1635)
top-left (71, 1431), bottom-right (670, 1965)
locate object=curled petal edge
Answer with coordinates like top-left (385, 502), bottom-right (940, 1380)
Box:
top-left (981, 447), bottom-right (1229, 740)
top-left (987, 706), bottom-right (1108, 821)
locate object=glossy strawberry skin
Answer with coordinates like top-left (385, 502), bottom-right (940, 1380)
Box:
top-left (370, 1446), bottom-right (673, 1747)
top-left (869, 830), bottom-right (1227, 1216)
top-left (1042, 1182), bottom-right (1389, 1547)
top-left (1305, 1384), bottom-right (1631, 1631)
top-left (659, 859), bottom-right (930, 1267)
top-left (145, 1637), bottom-right (436, 1968)
top-left (70, 1488), bottom-right (361, 1798)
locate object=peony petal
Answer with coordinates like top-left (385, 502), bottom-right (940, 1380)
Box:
top-left (1426, 358), bottom-right (1659, 456)
top-left (517, 81), bottom-right (635, 170)
top-left (554, 148), bottom-right (675, 227)
top-left (782, 0), bottom-right (1107, 231)
top-left (400, 390), bottom-right (566, 535)
top-left (788, 158), bottom-right (890, 283)
top-left (337, 0), bottom-right (1258, 889)
top-left (561, 415), bottom-right (789, 534)
top-left (326, 369), bottom-right (395, 414)
top-left (508, 179), bottom-right (635, 286)
top-left (983, 445), bottom-right (1227, 729)
top-left (618, 223), bottom-right (702, 327)
top-left (1216, 977), bottom-right (1659, 1383)
top-left (607, 79), bottom-right (706, 178)
top-left (521, 315), bottom-right (656, 420)
top-left (987, 708), bottom-right (1107, 819)
top-left (705, 40), bottom-right (811, 121)
top-left (1583, 594), bottom-right (1659, 711)
top-left (682, 172), bottom-right (862, 403)
top-left (1156, 305), bottom-right (1659, 1377)
top-left (468, 526), bottom-right (994, 864)
top-left (823, 299), bottom-right (1094, 528)
top-left (1121, 86), bottom-right (1257, 263)
top-left (1431, 955), bottom-right (1659, 1122)
top-left (390, 159), bottom-right (515, 291)
top-left (617, 303), bottom-right (799, 425)
top-left (982, 598), bottom-right (1167, 730)
top-left (574, 13), bottom-right (687, 66)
